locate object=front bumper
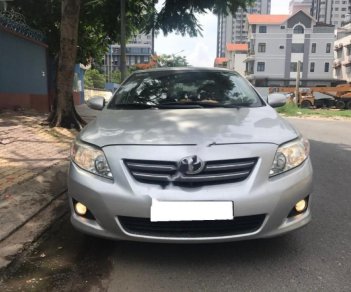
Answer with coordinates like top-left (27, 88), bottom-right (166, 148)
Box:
top-left (67, 144), bottom-right (313, 243)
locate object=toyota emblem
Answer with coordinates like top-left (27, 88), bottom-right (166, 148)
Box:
top-left (178, 155), bottom-right (205, 175)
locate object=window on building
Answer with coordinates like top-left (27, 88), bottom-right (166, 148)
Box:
top-left (257, 62), bottom-right (265, 71)
top-left (335, 8), bottom-right (339, 11)
top-left (293, 25), bottom-right (304, 34)
top-left (292, 43), bottom-right (305, 53)
top-left (258, 43), bottom-right (266, 52)
top-left (324, 62), bottom-right (329, 72)
top-left (252, 25), bottom-right (256, 33)
top-left (280, 45), bottom-right (285, 49)
top-left (310, 62), bottom-right (315, 72)
top-left (259, 26), bottom-right (267, 33)
top-left (280, 25), bottom-right (285, 29)
top-left (347, 47), bottom-right (351, 56)
top-left (341, 14), bottom-right (346, 18)
top-left (311, 43), bottom-right (316, 53)
top-left (326, 43), bottom-right (331, 53)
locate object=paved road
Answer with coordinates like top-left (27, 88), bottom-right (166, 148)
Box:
top-left (1, 118), bottom-right (351, 292)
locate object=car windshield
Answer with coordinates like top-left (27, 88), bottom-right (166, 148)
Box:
top-left (108, 70), bottom-right (264, 109)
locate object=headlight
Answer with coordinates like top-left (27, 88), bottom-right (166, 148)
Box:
top-left (71, 140), bottom-right (113, 180)
top-left (270, 137), bottom-right (310, 177)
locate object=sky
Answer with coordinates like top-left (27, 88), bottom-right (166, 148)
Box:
top-left (155, 0), bottom-right (290, 67)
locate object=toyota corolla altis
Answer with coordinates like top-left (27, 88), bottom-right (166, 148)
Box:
top-left (68, 68), bottom-right (313, 243)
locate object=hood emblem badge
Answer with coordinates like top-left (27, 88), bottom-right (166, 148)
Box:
top-left (178, 155), bottom-right (205, 175)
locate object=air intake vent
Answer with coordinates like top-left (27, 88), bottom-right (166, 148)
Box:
top-left (118, 215), bottom-right (266, 237)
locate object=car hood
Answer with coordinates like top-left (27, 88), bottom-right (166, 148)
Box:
top-left (79, 107), bottom-right (298, 147)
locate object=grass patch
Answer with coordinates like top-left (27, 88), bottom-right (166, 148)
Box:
top-left (277, 103), bottom-right (351, 118)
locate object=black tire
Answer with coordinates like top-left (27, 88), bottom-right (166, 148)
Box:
top-left (335, 100), bottom-right (346, 109)
top-left (300, 100), bottom-right (312, 108)
top-left (346, 100), bottom-right (351, 110)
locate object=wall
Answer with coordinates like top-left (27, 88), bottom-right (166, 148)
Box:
top-left (0, 28), bottom-right (49, 112)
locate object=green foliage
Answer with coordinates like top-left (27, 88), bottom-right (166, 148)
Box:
top-left (144, 0), bottom-right (253, 37)
top-left (9, 0), bottom-right (251, 63)
top-left (84, 69), bottom-right (106, 89)
top-left (157, 54), bottom-right (189, 67)
top-left (110, 71), bottom-right (122, 83)
top-left (277, 103), bottom-right (351, 118)
top-left (8, 0), bottom-right (155, 63)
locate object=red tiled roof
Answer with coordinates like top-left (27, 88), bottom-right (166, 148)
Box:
top-left (247, 14), bottom-right (289, 25)
top-left (214, 57), bottom-right (229, 65)
top-left (226, 43), bottom-right (248, 52)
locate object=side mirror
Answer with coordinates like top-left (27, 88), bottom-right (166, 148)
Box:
top-left (267, 93), bottom-right (286, 108)
top-left (87, 96), bottom-right (105, 110)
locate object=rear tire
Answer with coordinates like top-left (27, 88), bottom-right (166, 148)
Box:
top-left (300, 100), bottom-right (312, 108)
top-left (346, 100), bottom-right (351, 110)
top-left (335, 100), bottom-right (346, 109)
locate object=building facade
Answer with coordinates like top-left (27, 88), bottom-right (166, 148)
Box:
top-left (216, 0), bottom-right (271, 57)
top-left (225, 43), bottom-right (248, 75)
top-left (103, 33), bottom-right (153, 81)
top-left (245, 11), bottom-right (335, 87)
top-left (289, 0), bottom-right (313, 15)
top-left (334, 23), bottom-right (351, 81)
top-left (311, 0), bottom-right (351, 27)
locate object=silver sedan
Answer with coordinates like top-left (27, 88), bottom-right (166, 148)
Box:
top-left (68, 68), bottom-right (313, 243)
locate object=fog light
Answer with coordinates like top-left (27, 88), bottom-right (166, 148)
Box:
top-left (75, 202), bottom-right (87, 216)
top-left (295, 199), bottom-right (307, 213)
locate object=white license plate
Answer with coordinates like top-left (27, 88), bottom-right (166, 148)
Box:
top-left (151, 199), bottom-right (234, 222)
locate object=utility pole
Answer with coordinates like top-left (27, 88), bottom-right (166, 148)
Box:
top-left (120, 0), bottom-right (127, 82)
top-left (294, 61), bottom-right (301, 105)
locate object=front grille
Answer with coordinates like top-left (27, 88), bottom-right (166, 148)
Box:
top-left (118, 215), bottom-right (266, 238)
top-left (124, 158), bottom-right (257, 187)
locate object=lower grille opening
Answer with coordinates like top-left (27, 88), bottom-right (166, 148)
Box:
top-left (118, 215), bottom-right (266, 238)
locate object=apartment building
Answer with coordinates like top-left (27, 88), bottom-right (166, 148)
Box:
top-left (289, 0), bottom-right (313, 15)
top-left (334, 23), bottom-right (351, 81)
top-left (216, 0), bottom-right (271, 57)
top-left (245, 10), bottom-right (335, 87)
top-left (289, 0), bottom-right (351, 28)
top-left (311, 0), bottom-right (351, 27)
top-left (103, 33), bottom-right (153, 80)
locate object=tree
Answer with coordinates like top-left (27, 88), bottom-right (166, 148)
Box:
top-left (134, 54), bottom-right (189, 70)
top-left (84, 69), bottom-right (106, 89)
top-left (111, 71), bottom-right (122, 84)
top-left (157, 54), bottom-right (189, 67)
top-left (49, 0), bottom-right (85, 129)
top-left (9, 0), bottom-right (251, 129)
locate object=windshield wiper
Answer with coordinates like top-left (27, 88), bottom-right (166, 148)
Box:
top-left (220, 102), bottom-right (254, 108)
top-left (159, 101), bottom-right (254, 109)
top-left (114, 103), bottom-right (158, 109)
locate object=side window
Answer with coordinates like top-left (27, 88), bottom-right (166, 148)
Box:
top-left (259, 26), bottom-right (267, 33)
top-left (293, 25), bottom-right (304, 34)
top-left (257, 62), bottom-right (265, 72)
top-left (324, 62), bottom-right (329, 72)
top-left (258, 43), bottom-right (266, 53)
top-left (311, 43), bottom-right (316, 53)
top-left (310, 62), bottom-right (315, 73)
top-left (326, 43), bottom-right (331, 53)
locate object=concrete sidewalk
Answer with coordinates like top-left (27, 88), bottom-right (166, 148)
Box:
top-left (0, 110), bottom-right (78, 271)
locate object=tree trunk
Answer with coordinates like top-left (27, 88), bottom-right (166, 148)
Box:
top-left (48, 0), bottom-right (86, 130)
